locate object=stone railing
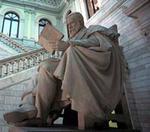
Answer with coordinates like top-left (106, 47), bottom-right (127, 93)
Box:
top-left (0, 48), bottom-right (52, 78)
top-left (0, 33), bottom-right (28, 53)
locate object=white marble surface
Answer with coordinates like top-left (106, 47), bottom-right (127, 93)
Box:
top-left (0, 67), bottom-right (37, 132)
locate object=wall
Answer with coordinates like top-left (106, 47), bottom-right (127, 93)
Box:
top-left (0, 0), bottom-right (149, 131)
top-left (77, 0), bottom-right (150, 131)
top-left (0, 67), bottom-right (37, 132)
top-left (0, 1), bottom-right (66, 42)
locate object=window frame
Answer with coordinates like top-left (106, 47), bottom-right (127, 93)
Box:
top-left (38, 18), bottom-right (51, 35)
top-left (85, 0), bottom-right (100, 18)
top-left (2, 11), bottom-right (20, 38)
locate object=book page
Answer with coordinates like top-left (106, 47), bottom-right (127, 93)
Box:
top-left (38, 23), bottom-right (64, 52)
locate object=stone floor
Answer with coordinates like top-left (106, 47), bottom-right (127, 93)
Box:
top-left (9, 126), bottom-right (139, 132)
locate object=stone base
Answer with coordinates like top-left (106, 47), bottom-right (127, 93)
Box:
top-left (9, 126), bottom-right (139, 132)
top-left (9, 126), bottom-right (79, 132)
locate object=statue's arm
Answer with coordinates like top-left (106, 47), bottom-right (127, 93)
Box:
top-left (68, 33), bottom-right (100, 48)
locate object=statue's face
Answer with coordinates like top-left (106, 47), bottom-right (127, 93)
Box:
top-left (67, 17), bottom-right (83, 38)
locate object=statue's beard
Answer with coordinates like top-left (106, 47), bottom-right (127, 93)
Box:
top-left (69, 26), bottom-right (81, 38)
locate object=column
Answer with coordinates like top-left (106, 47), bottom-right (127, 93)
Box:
top-left (23, 9), bottom-right (30, 39)
top-left (30, 11), bottom-right (36, 40)
top-left (19, 18), bottom-right (25, 39)
top-left (0, 14), bottom-right (3, 32)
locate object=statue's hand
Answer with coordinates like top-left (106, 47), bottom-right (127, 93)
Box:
top-left (67, 40), bottom-right (76, 47)
top-left (54, 40), bottom-right (69, 51)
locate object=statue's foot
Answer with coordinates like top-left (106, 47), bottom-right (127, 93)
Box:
top-left (51, 100), bottom-right (71, 112)
top-left (14, 118), bottom-right (47, 127)
top-left (3, 104), bottom-right (37, 124)
top-left (47, 99), bottom-right (71, 125)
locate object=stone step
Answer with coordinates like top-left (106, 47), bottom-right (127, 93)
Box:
top-left (9, 126), bottom-right (139, 132)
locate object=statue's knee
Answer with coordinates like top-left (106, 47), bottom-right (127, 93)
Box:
top-left (66, 46), bottom-right (75, 55)
top-left (38, 59), bottom-right (59, 73)
top-left (39, 61), bottom-right (50, 70)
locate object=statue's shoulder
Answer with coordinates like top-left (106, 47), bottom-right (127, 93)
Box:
top-left (87, 25), bottom-right (107, 34)
top-left (87, 25), bottom-right (120, 40)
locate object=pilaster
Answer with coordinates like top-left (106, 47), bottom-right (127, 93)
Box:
top-left (30, 11), bottom-right (36, 40)
top-left (23, 7), bottom-right (36, 40)
top-left (0, 14), bottom-right (4, 32)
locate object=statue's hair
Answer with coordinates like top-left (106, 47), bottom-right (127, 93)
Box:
top-left (66, 12), bottom-right (84, 24)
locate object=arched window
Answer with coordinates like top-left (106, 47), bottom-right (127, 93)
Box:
top-left (2, 12), bottom-right (19, 38)
top-left (39, 18), bottom-right (51, 34)
top-left (65, 10), bottom-right (72, 18)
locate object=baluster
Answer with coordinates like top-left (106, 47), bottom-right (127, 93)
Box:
top-left (9, 62), bottom-right (14, 74)
top-left (39, 53), bottom-right (43, 62)
top-left (49, 52), bottom-right (52, 58)
top-left (15, 60), bottom-right (20, 72)
top-left (4, 63), bottom-right (9, 76)
top-left (30, 56), bottom-right (34, 66)
top-left (53, 51), bottom-right (57, 58)
top-left (0, 65), bottom-right (3, 78)
top-left (26, 57), bottom-right (30, 68)
top-left (19, 59), bottom-right (23, 69)
top-left (50, 53), bottom-right (53, 58)
top-left (22, 58), bottom-right (26, 69)
top-left (56, 51), bottom-right (60, 58)
top-left (43, 51), bottom-right (47, 59)
top-left (44, 52), bottom-right (47, 59)
top-left (7, 63), bottom-right (11, 75)
top-left (29, 57), bottom-right (32, 67)
top-left (37, 55), bottom-right (41, 64)
top-left (43, 52), bottom-right (46, 60)
top-left (40, 52), bottom-right (44, 61)
top-left (32, 56), bottom-right (37, 66)
top-left (57, 51), bottom-right (62, 59)
top-left (56, 51), bottom-right (59, 58)
top-left (35, 56), bottom-right (39, 65)
top-left (43, 52), bottom-right (47, 59)
top-left (44, 51), bottom-right (49, 59)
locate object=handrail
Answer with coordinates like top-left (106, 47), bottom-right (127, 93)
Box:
top-left (0, 32), bottom-right (28, 52)
top-left (0, 48), bottom-right (51, 78)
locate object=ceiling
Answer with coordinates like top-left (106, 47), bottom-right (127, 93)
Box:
top-left (25, 0), bottom-right (63, 7)
top-left (4, 0), bottom-right (67, 12)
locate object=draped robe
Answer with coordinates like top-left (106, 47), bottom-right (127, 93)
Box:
top-left (54, 25), bottom-right (123, 123)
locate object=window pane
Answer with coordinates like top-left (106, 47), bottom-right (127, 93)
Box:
top-left (38, 19), bottom-right (51, 35)
top-left (2, 12), bottom-right (19, 38)
top-left (39, 19), bottom-right (50, 26)
top-left (3, 20), bottom-right (11, 36)
top-left (11, 21), bottom-right (18, 38)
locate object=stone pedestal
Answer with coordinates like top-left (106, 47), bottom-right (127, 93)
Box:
top-left (9, 126), bottom-right (138, 132)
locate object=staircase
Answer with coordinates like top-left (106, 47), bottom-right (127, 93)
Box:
top-left (0, 46), bottom-right (15, 60)
top-left (0, 32), bottom-right (54, 78)
top-left (0, 33), bottom-right (28, 53)
top-left (0, 48), bottom-right (51, 78)
top-left (0, 35), bottom-right (139, 132)
top-left (0, 67), bottom-right (38, 132)
top-left (0, 48), bottom-right (55, 132)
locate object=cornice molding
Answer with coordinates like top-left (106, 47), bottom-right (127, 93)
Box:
top-left (4, 0), bottom-right (66, 13)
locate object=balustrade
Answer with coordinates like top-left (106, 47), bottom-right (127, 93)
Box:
top-left (0, 31), bottom-right (63, 78)
top-left (0, 48), bottom-right (51, 78)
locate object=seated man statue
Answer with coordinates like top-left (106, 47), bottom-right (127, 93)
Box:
top-left (4, 12), bottom-right (125, 128)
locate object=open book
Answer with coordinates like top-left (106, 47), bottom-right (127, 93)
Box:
top-left (38, 23), bottom-right (64, 52)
